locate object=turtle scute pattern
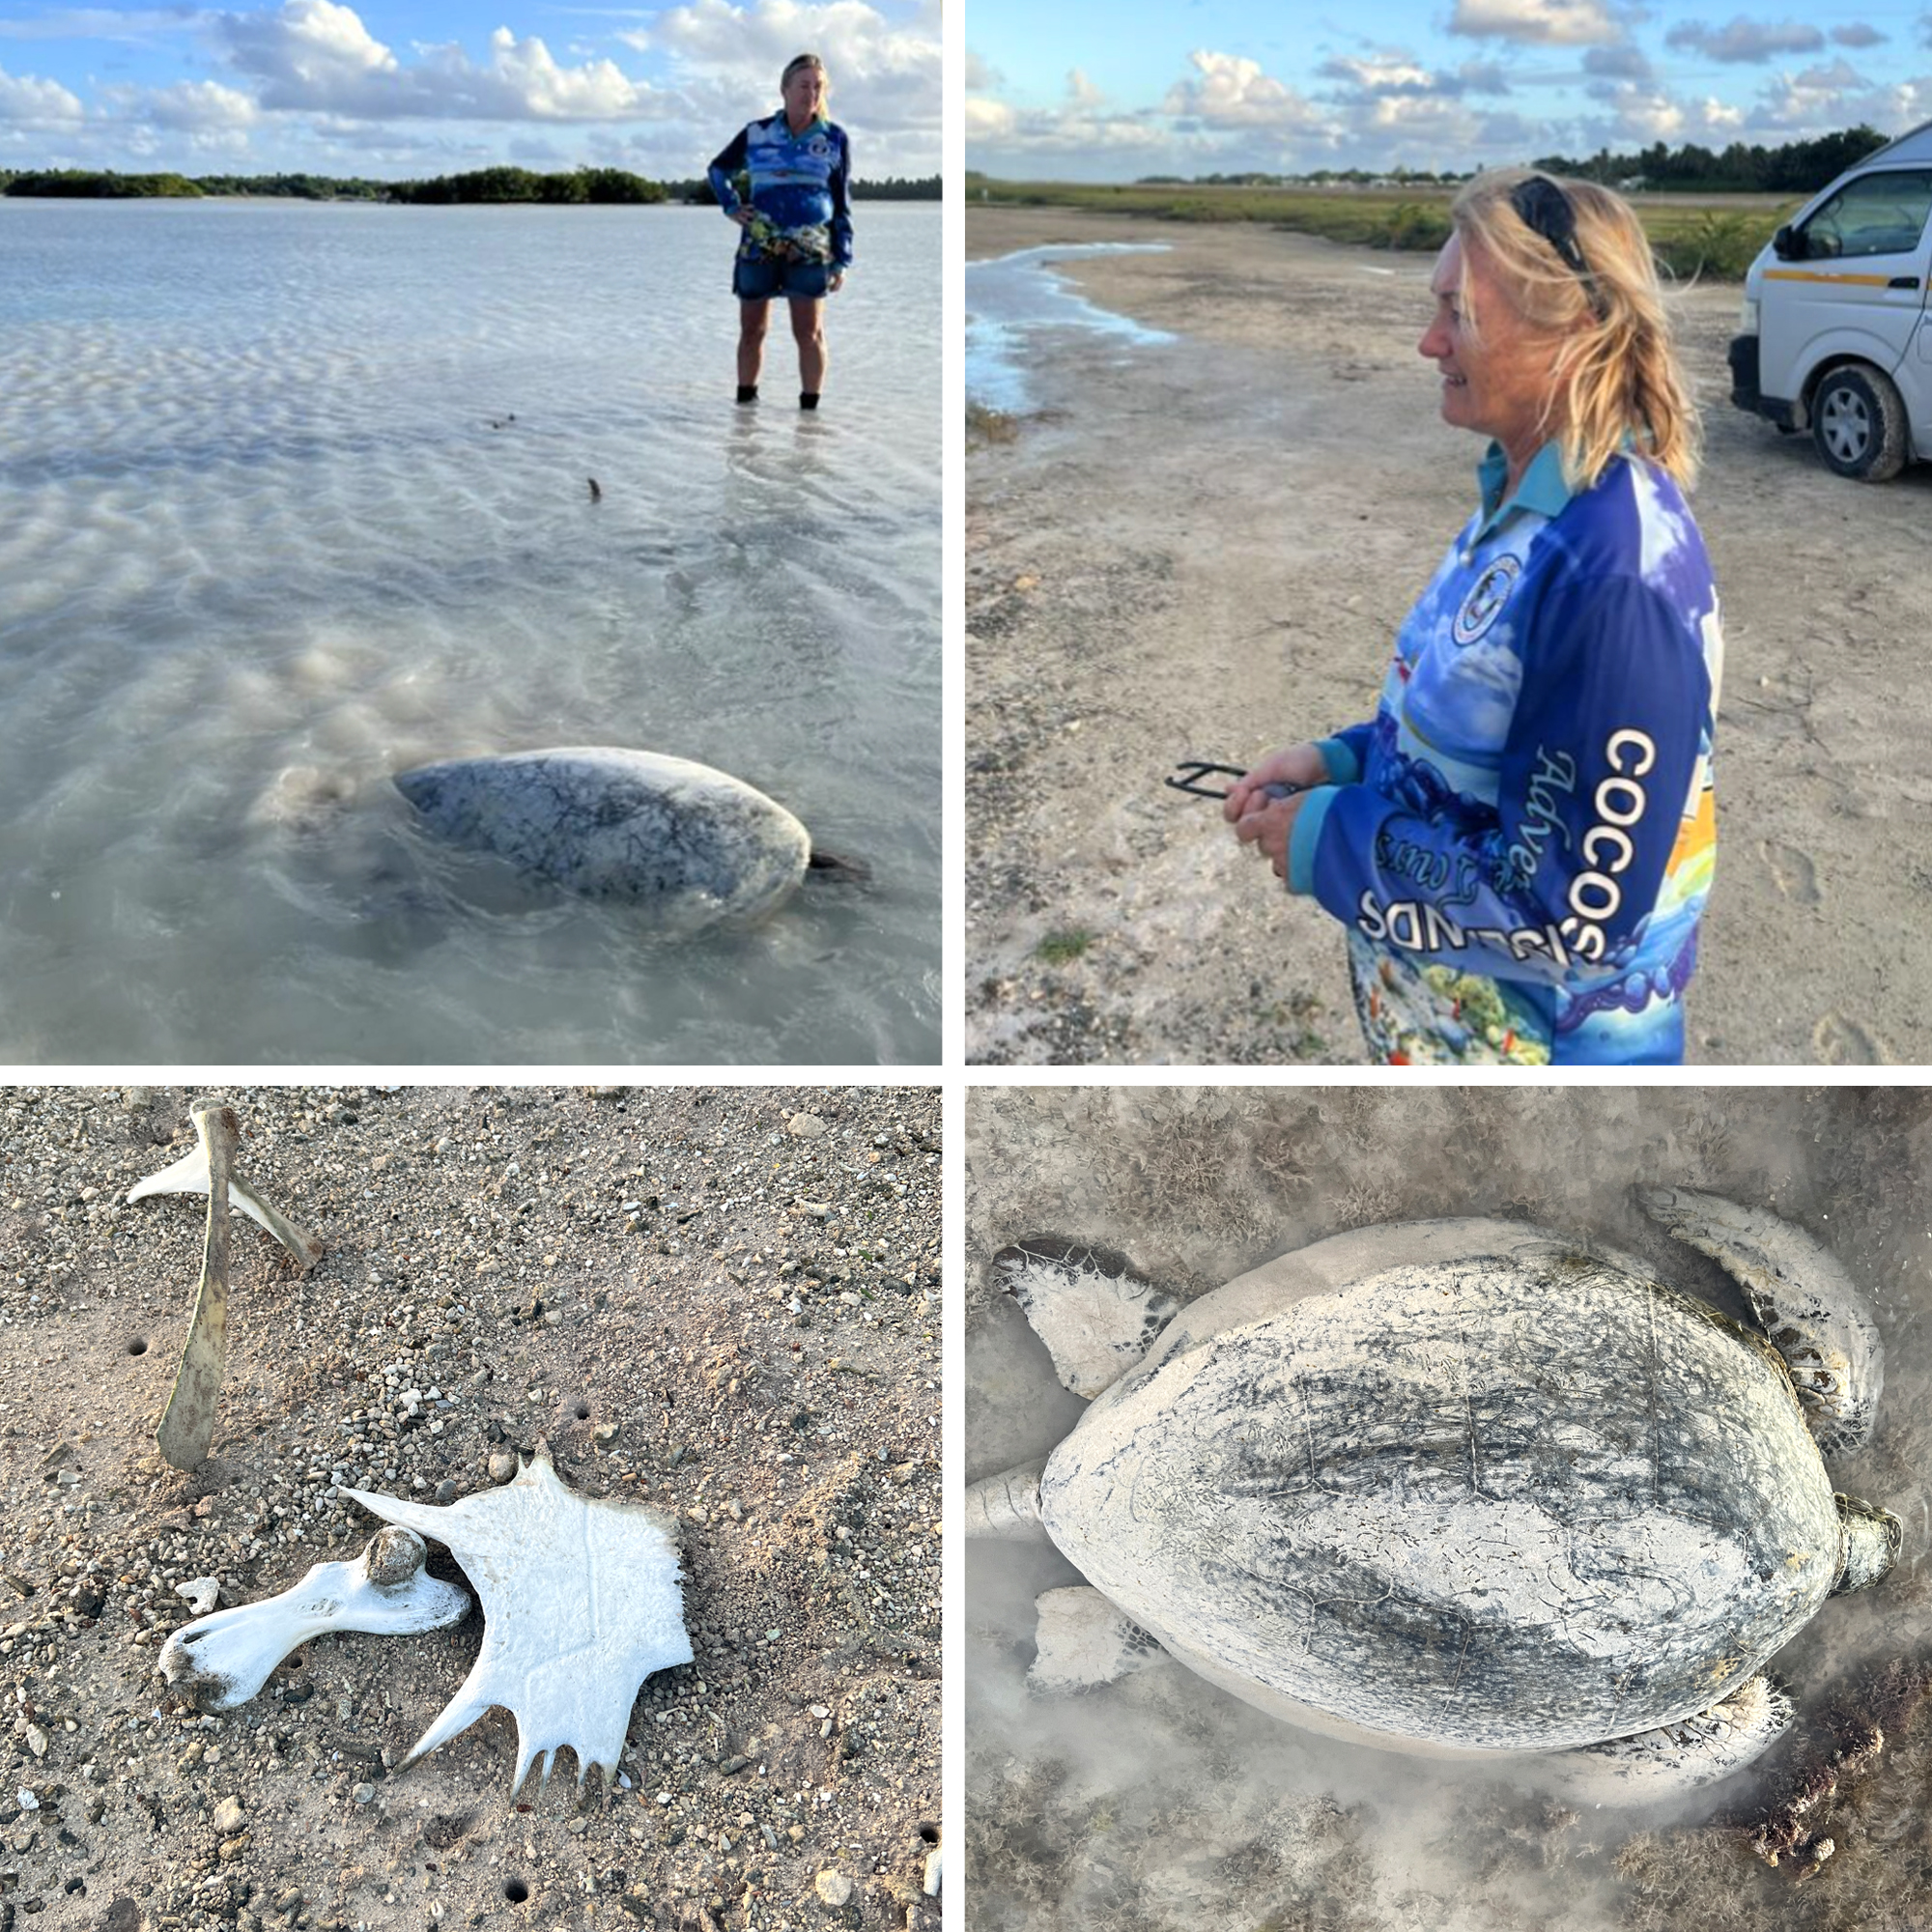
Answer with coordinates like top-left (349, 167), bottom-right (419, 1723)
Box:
top-left (1039, 1253), bottom-right (1843, 1755)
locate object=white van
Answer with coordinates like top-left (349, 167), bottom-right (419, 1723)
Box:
top-left (1728, 120), bottom-right (1932, 481)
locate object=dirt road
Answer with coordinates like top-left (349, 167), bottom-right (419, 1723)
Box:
top-left (966, 206), bottom-right (1932, 1065)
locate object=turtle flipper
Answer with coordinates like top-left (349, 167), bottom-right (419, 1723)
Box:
top-left (1635, 1188), bottom-right (1883, 1455)
top-left (1551, 1674), bottom-right (1795, 1804)
top-left (1028, 1586), bottom-right (1169, 1693)
top-left (992, 1237), bottom-right (1179, 1399)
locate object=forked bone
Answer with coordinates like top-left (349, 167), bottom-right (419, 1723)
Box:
top-left (128, 1128), bottom-right (324, 1269)
top-left (158, 1526), bottom-right (469, 1710)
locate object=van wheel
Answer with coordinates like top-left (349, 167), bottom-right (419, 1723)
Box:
top-left (1811, 365), bottom-right (1908, 481)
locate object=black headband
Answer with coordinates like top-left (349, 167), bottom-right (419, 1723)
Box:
top-left (1510, 176), bottom-right (1607, 320)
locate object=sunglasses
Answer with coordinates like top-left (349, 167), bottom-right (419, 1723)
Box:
top-left (1510, 176), bottom-right (1607, 320)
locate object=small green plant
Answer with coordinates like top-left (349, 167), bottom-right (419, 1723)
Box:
top-left (967, 401), bottom-right (1021, 443)
top-left (1036, 928), bottom-right (1094, 965)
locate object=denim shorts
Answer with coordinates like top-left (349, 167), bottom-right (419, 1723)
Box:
top-left (733, 253), bottom-right (835, 301)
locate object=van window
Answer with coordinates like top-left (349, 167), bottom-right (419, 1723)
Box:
top-left (1799, 169), bottom-right (1932, 261)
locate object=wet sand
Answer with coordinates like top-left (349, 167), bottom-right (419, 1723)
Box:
top-left (965, 205), bottom-right (1932, 1065)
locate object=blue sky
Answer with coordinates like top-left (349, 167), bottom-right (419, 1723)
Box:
top-left (0, 0), bottom-right (940, 177)
top-left (967, 1), bottom-right (1932, 178)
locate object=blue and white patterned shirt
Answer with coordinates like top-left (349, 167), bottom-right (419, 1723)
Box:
top-left (1287, 443), bottom-right (1722, 1066)
top-left (708, 112), bottom-right (853, 269)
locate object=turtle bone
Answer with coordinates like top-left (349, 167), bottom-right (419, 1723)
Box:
top-left (158, 1526), bottom-right (469, 1711)
top-left (344, 1443), bottom-right (694, 1799)
top-left (128, 1134), bottom-right (323, 1269)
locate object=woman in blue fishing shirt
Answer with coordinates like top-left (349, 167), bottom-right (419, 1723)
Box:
top-left (1226, 170), bottom-right (1720, 1067)
top-left (709, 53), bottom-right (853, 410)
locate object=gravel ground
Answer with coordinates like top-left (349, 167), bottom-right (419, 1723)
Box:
top-left (0, 1084), bottom-right (943, 1932)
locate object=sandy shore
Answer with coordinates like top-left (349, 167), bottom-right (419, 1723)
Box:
top-left (966, 205), bottom-right (1932, 1065)
top-left (0, 1084), bottom-right (941, 1931)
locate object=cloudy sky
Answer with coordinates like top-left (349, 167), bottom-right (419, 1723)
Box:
top-left (968, 0), bottom-right (1932, 179)
top-left (0, 0), bottom-right (940, 178)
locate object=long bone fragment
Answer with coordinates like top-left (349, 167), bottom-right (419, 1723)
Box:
top-left (343, 1443), bottom-right (694, 1798)
top-left (154, 1103), bottom-right (237, 1471)
top-left (158, 1526), bottom-right (470, 1710)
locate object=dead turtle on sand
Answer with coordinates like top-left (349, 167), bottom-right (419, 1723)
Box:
top-left (966, 1192), bottom-right (1902, 1804)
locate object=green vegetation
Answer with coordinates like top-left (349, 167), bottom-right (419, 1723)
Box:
top-left (1036, 929), bottom-right (1096, 965)
top-left (967, 401), bottom-right (1021, 443)
top-left (1, 169), bottom-right (204, 198)
top-left (1530, 127), bottom-right (1889, 194)
top-left (388, 166), bottom-right (668, 205)
top-left (965, 128), bottom-right (1890, 281)
top-left (968, 177), bottom-right (1794, 280)
top-left (2, 167), bottom-right (940, 205)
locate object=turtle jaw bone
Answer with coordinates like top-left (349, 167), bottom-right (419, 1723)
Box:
top-left (1832, 1493), bottom-right (1904, 1595)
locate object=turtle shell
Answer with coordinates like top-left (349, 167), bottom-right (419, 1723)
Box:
top-left (1038, 1221), bottom-right (1840, 1755)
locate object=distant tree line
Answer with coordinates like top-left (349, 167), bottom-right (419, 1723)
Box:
top-left (388, 167), bottom-right (669, 204)
top-left (1, 165), bottom-right (942, 203)
top-left (1530, 127), bottom-right (1891, 194)
top-left (964, 126), bottom-right (1894, 200)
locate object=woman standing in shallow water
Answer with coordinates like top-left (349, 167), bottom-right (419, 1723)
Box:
top-left (1227, 169), bottom-right (1722, 1067)
top-left (709, 53), bottom-right (853, 411)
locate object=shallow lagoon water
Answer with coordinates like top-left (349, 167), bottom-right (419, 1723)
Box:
top-left (965, 243), bottom-right (1172, 411)
top-left (0, 199), bottom-right (939, 1064)
top-left (966, 1088), bottom-right (1932, 1932)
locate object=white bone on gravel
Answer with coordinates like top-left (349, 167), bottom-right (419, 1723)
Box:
top-left (174, 1577), bottom-right (220, 1615)
top-left (343, 1441), bottom-right (694, 1797)
top-left (158, 1526), bottom-right (469, 1710)
top-left (128, 1141), bottom-right (324, 1268)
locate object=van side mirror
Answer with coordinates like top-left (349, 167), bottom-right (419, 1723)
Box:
top-left (1773, 223), bottom-right (1805, 261)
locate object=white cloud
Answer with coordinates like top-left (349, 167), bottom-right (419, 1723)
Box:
top-left (1319, 54), bottom-right (1438, 97)
top-left (144, 77), bottom-right (261, 131)
top-left (1066, 68), bottom-right (1103, 109)
top-left (1664, 17), bottom-right (1826, 65)
top-left (1316, 51), bottom-right (1514, 99)
top-left (1584, 81), bottom-right (1745, 143)
top-left (0, 61), bottom-right (85, 127)
top-left (1448, 0), bottom-right (1620, 47)
top-left (964, 49), bottom-right (1000, 92)
top-left (1163, 50), bottom-right (1323, 130)
top-left (630, 0), bottom-right (939, 131)
top-left (0, 8), bottom-right (203, 46)
top-left (214, 1), bottom-right (669, 122)
top-left (1751, 57), bottom-right (1899, 130)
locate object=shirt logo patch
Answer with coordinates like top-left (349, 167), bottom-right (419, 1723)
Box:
top-left (1452, 554), bottom-right (1521, 646)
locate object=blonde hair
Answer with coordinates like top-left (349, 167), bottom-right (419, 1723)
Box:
top-left (781, 53), bottom-right (826, 88)
top-left (1451, 168), bottom-right (1700, 490)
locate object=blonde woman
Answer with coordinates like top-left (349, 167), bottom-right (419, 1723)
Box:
top-left (708, 53), bottom-right (852, 410)
top-left (1227, 170), bottom-right (1721, 1066)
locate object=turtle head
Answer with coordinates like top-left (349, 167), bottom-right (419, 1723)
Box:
top-left (1832, 1492), bottom-right (1903, 1595)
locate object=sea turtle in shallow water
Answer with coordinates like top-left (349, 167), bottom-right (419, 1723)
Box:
top-left (966, 1192), bottom-right (1901, 1804)
top-left (392, 747), bottom-right (865, 930)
